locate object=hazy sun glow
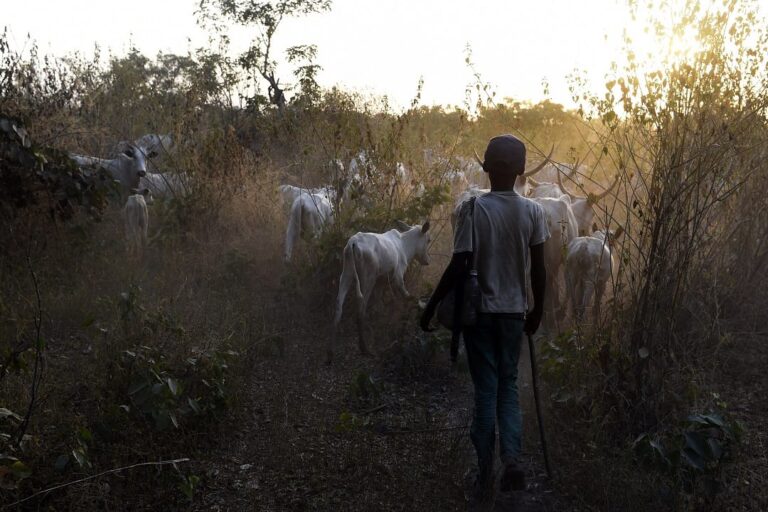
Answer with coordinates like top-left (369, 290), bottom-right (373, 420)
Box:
top-left (3, 0), bottom-right (765, 110)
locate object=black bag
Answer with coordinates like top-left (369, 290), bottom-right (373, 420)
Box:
top-left (436, 271), bottom-right (480, 330)
top-left (437, 197), bottom-right (481, 332)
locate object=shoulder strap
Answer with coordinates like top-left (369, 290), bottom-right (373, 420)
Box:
top-left (469, 197), bottom-right (477, 271)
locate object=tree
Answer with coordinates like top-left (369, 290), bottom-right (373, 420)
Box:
top-left (198, 0), bottom-right (332, 112)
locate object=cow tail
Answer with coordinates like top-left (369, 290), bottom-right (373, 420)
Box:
top-left (351, 243), bottom-right (363, 299)
top-left (285, 198), bottom-right (302, 260)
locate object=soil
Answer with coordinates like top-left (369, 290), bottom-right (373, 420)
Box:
top-left (188, 317), bottom-right (575, 512)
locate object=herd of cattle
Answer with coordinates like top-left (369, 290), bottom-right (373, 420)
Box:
top-left (68, 138), bottom-right (624, 356)
top-left (273, 149), bottom-right (624, 358)
top-left (68, 134), bottom-right (188, 255)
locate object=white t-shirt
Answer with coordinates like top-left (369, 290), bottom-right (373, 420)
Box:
top-left (453, 190), bottom-right (550, 314)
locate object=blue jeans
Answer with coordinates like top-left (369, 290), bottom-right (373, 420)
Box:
top-left (464, 313), bottom-right (525, 481)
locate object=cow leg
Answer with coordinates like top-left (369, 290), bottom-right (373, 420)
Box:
top-left (356, 279), bottom-right (375, 356)
top-left (565, 272), bottom-right (576, 323)
top-left (328, 265), bottom-right (353, 364)
top-left (580, 280), bottom-right (595, 324)
top-left (543, 263), bottom-right (560, 332)
top-left (140, 222), bottom-right (148, 257)
top-left (573, 279), bottom-right (584, 323)
top-left (593, 281), bottom-right (606, 325)
top-left (394, 271), bottom-right (410, 298)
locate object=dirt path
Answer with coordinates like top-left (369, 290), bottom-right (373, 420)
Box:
top-left (187, 307), bottom-right (574, 512)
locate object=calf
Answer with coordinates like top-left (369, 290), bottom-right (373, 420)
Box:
top-left (329, 221), bottom-right (431, 360)
top-left (284, 193), bottom-right (334, 262)
top-left (123, 189), bottom-right (152, 257)
top-left (71, 143), bottom-right (149, 196)
top-left (565, 227), bottom-right (623, 323)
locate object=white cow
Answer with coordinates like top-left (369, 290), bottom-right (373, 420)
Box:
top-left (525, 161), bottom-right (584, 199)
top-left (387, 162), bottom-right (426, 197)
top-left (123, 189), bottom-right (152, 257)
top-left (135, 133), bottom-right (173, 156)
top-left (450, 186), bottom-right (489, 230)
top-left (565, 227), bottom-right (623, 323)
top-left (329, 221), bottom-right (431, 360)
top-left (279, 184), bottom-right (336, 213)
top-left (71, 143), bottom-right (149, 196)
top-left (557, 170), bottom-right (620, 236)
top-left (531, 196), bottom-right (579, 331)
top-left (133, 133), bottom-right (173, 173)
top-left (140, 172), bottom-right (190, 200)
top-left (424, 152), bottom-right (474, 190)
top-left (343, 151), bottom-right (376, 201)
top-left (284, 193), bottom-right (334, 262)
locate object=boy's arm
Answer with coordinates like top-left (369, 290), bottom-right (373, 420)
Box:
top-left (525, 242), bottom-right (546, 335)
top-left (420, 251), bottom-right (471, 331)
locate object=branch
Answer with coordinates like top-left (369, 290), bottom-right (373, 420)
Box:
top-left (14, 255), bottom-right (44, 446)
top-left (2, 458), bottom-right (191, 509)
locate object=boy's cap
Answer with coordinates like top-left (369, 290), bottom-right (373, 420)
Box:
top-left (483, 134), bottom-right (526, 174)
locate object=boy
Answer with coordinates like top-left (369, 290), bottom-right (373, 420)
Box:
top-left (420, 135), bottom-right (549, 509)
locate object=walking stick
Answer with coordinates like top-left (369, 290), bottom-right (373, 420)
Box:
top-left (527, 333), bottom-right (552, 479)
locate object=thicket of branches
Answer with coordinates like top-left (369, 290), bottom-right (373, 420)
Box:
top-left (0, 0), bottom-right (766, 509)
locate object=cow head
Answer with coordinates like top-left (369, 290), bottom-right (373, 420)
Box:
top-left (120, 144), bottom-right (148, 179)
top-left (558, 170), bottom-right (620, 236)
top-left (415, 221), bottom-right (431, 265)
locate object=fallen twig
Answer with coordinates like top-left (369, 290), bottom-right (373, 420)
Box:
top-left (3, 458), bottom-right (191, 509)
top-left (379, 424), bottom-right (469, 436)
top-left (359, 403), bottom-right (391, 415)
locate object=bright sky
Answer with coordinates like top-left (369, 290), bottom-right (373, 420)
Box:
top-left (4, 0), bottom-right (763, 110)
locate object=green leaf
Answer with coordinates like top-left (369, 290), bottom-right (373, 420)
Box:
top-left (0, 408), bottom-right (23, 423)
top-left (681, 446), bottom-right (705, 471)
top-left (701, 413), bottom-right (726, 428)
top-left (687, 413), bottom-right (725, 428)
top-left (54, 454), bottom-right (70, 472)
top-left (72, 448), bottom-right (88, 468)
top-left (707, 438), bottom-right (723, 460)
top-left (684, 431), bottom-right (709, 459)
top-left (649, 438), bottom-right (671, 466)
top-left (167, 378), bottom-right (180, 396)
top-left (128, 381), bottom-right (148, 395)
top-left (0, 454), bottom-right (19, 465)
top-left (187, 398), bottom-right (201, 414)
top-left (77, 427), bottom-right (93, 443)
top-left (10, 461), bottom-right (31, 479)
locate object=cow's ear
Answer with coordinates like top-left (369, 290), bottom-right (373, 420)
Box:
top-left (592, 222), bottom-right (598, 233)
top-left (421, 221), bottom-right (430, 234)
top-left (140, 188), bottom-right (150, 196)
top-left (613, 226), bottom-right (624, 239)
top-left (147, 150), bottom-right (158, 158)
top-left (395, 220), bottom-right (410, 232)
top-left (123, 147), bottom-right (135, 158)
